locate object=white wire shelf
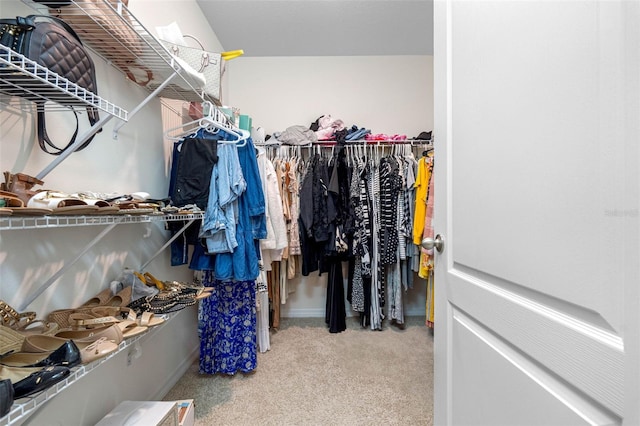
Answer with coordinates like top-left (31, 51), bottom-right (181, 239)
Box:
top-left (23, 0), bottom-right (221, 106)
top-left (0, 44), bottom-right (128, 120)
top-left (0, 310), bottom-right (183, 426)
top-left (0, 212), bottom-right (204, 231)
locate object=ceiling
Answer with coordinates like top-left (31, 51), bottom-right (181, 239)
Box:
top-left (196, 0), bottom-right (433, 57)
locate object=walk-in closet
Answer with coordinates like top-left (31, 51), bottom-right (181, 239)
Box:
top-left (0, 0), bottom-right (434, 424)
top-left (4, 0), bottom-right (630, 424)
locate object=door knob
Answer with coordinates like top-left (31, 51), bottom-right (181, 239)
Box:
top-left (421, 234), bottom-right (444, 253)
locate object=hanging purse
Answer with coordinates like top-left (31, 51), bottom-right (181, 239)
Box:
top-left (161, 36), bottom-right (223, 103)
top-left (0, 15), bottom-right (101, 155)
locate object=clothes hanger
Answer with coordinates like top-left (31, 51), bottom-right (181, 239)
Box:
top-left (164, 101), bottom-right (248, 147)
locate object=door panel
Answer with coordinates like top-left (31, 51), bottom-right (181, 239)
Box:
top-left (433, 0), bottom-right (639, 424)
top-left (450, 0), bottom-right (625, 333)
top-left (452, 312), bottom-right (617, 425)
top-left (450, 275), bottom-right (623, 416)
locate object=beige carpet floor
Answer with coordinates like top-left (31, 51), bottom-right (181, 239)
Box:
top-left (164, 316), bottom-right (434, 426)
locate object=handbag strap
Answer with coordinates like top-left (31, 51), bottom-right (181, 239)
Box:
top-left (37, 107), bottom-right (97, 155)
top-left (26, 15), bottom-right (101, 154)
top-left (25, 15), bottom-right (84, 46)
top-left (121, 65), bottom-right (153, 87)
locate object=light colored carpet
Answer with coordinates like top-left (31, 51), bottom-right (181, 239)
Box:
top-left (164, 316), bottom-right (434, 426)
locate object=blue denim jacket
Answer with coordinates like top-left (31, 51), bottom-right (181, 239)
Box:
top-left (201, 142), bottom-right (246, 253)
top-left (214, 137), bottom-right (266, 281)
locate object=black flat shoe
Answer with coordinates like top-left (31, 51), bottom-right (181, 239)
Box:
top-left (0, 365), bottom-right (70, 399)
top-left (0, 340), bottom-right (81, 368)
top-left (0, 378), bottom-right (13, 417)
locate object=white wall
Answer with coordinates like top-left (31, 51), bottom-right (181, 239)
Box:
top-left (226, 55), bottom-right (434, 137)
top-left (226, 55), bottom-right (434, 318)
top-left (0, 0), bottom-right (220, 424)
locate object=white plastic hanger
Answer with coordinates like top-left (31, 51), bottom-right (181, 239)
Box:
top-left (164, 101), bottom-right (249, 147)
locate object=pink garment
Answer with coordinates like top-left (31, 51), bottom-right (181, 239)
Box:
top-left (317, 114), bottom-right (332, 129)
top-left (315, 127), bottom-right (336, 140)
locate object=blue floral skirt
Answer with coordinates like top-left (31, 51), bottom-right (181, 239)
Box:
top-left (199, 274), bottom-right (257, 375)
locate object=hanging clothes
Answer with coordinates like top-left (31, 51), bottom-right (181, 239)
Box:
top-left (256, 147), bottom-right (288, 332)
top-left (167, 131), bottom-right (219, 267)
top-left (254, 141), bottom-right (433, 334)
top-left (200, 142), bottom-right (246, 254)
top-left (421, 154), bottom-right (435, 328)
top-left (199, 135), bottom-right (267, 375)
top-left (323, 147), bottom-right (352, 333)
top-left (199, 278), bottom-right (257, 374)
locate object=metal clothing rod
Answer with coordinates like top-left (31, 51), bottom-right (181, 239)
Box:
top-left (137, 218), bottom-right (196, 271)
top-left (255, 141), bottom-right (433, 148)
top-left (18, 219), bottom-right (123, 311)
top-left (309, 140), bottom-right (433, 147)
top-left (36, 113), bottom-right (116, 180)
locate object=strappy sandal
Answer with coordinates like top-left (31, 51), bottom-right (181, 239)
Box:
top-left (136, 311), bottom-right (165, 328)
top-left (67, 312), bottom-right (147, 340)
top-left (89, 306), bottom-right (164, 329)
top-left (53, 322), bottom-right (124, 345)
top-left (150, 291), bottom-right (199, 313)
top-left (0, 300), bottom-right (37, 330)
top-left (13, 319), bottom-right (59, 337)
top-left (47, 307), bottom-right (95, 329)
top-left (126, 292), bottom-right (197, 316)
top-left (143, 272), bottom-right (213, 298)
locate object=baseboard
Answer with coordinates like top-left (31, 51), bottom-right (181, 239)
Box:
top-left (281, 308), bottom-right (426, 318)
top-left (281, 308), bottom-right (325, 318)
top-left (155, 344), bottom-right (199, 400)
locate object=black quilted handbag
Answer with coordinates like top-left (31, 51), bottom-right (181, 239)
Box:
top-left (0, 15), bottom-right (102, 155)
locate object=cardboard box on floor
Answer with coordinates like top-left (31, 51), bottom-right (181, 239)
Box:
top-left (95, 400), bottom-right (194, 426)
top-left (176, 400), bottom-right (195, 426)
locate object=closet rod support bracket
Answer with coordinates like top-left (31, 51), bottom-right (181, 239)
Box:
top-left (36, 114), bottom-right (115, 181)
top-left (112, 70), bottom-right (181, 139)
top-left (17, 219), bottom-right (123, 311)
top-left (138, 218), bottom-right (197, 271)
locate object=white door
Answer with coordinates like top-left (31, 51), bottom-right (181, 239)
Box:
top-left (432, 1), bottom-right (639, 425)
